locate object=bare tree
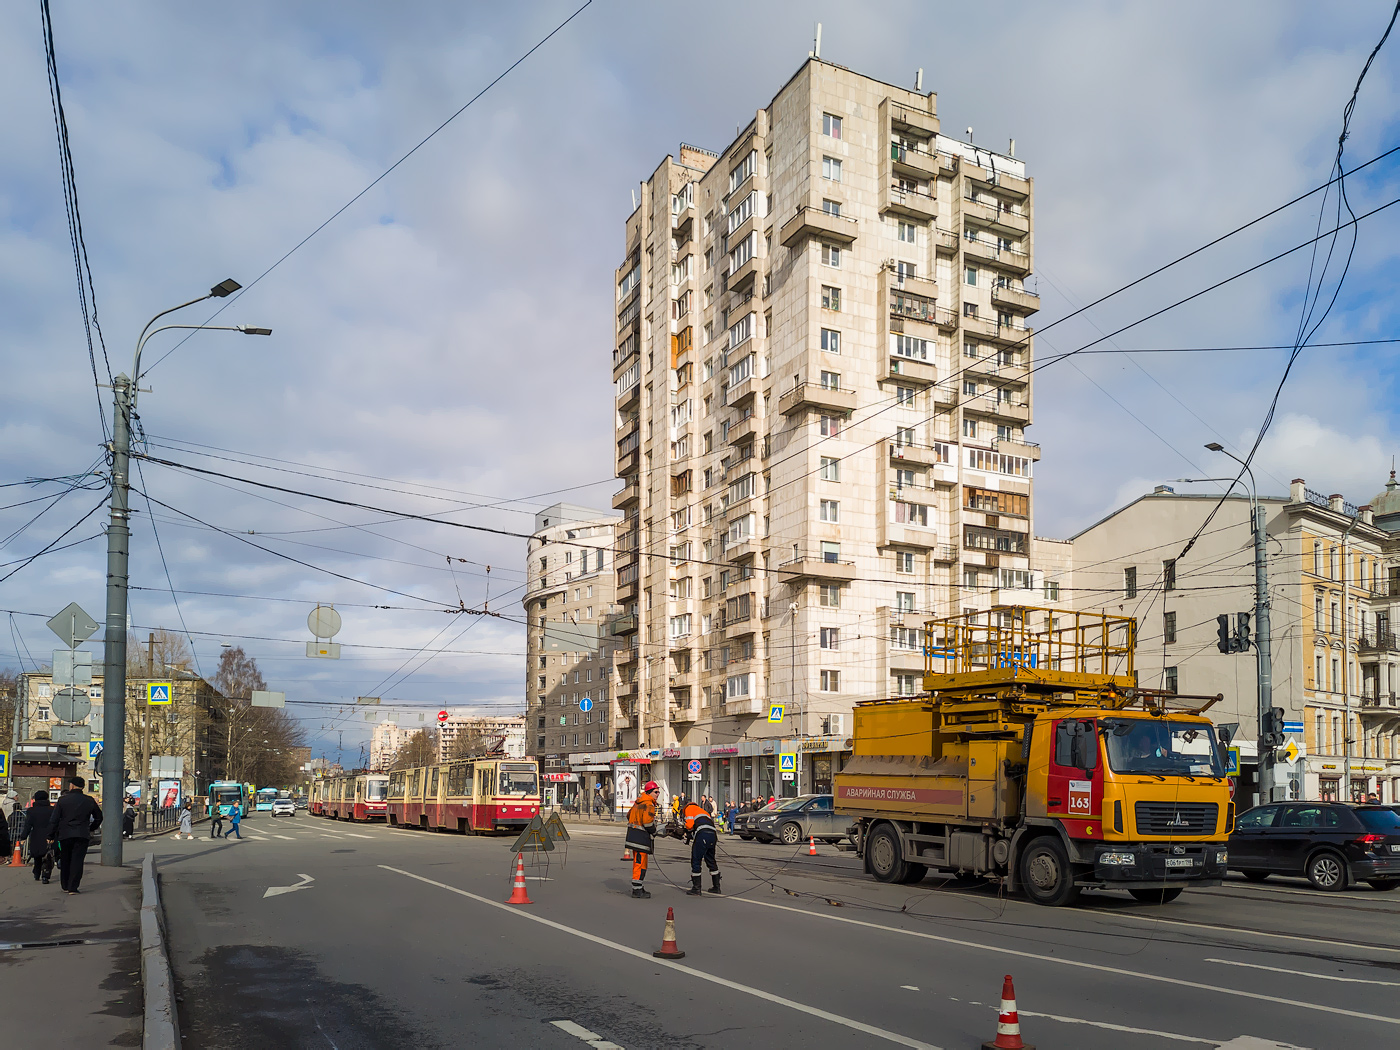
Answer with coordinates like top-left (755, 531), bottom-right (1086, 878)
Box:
top-left (127, 630), bottom-right (193, 677)
top-left (213, 647), bottom-right (305, 787)
top-left (391, 729), bottom-right (439, 770)
top-left (445, 725), bottom-right (505, 760)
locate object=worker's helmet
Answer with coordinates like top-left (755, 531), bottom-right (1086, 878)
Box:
top-left (643, 781), bottom-right (659, 793)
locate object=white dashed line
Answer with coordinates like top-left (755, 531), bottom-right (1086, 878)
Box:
top-left (1205, 958), bottom-right (1400, 986)
top-left (550, 1019), bottom-right (625, 1049)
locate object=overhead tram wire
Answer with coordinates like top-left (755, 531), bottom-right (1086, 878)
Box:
top-left (133, 459), bottom-right (202, 677)
top-left (141, 0), bottom-right (596, 380)
top-left (0, 495), bottom-right (109, 585)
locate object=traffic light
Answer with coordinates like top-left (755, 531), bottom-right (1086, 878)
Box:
top-left (1263, 707), bottom-right (1285, 747)
top-left (1216, 614), bottom-right (1232, 654)
top-left (1235, 612), bottom-right (1251, 652)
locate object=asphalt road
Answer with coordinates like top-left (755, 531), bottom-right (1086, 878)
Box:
top-left (134, 813), bottom-right (1400, 1050)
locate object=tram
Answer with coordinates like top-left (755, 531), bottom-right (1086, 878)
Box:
top-left (311, 772), bottom-right (389, 821)
top-left (386, 756), bottom-right (539, 833)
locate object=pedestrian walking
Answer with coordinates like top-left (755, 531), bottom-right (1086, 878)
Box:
top-left (47, 777), bottom-right (102, 894)
top-left (122, 799), bottom-right (136, 839)
top-left (725, 800), bottom-right (737, 834)
top-left (178, 800), bottom-right (193, 839)
top-left (21, 790), bottom-right (54, 884)
top-left (227, 804), bottom-right (243, 839)
top-left (702, 794), bottom-right (715, 817)
top-left (210, 806), bottom-right (224, 838)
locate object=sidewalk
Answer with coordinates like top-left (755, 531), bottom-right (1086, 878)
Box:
top-left (0, 857), bottom-right (142, 1046)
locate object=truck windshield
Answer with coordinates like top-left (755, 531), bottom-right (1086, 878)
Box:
top-left (1100, 719), bottom-right (1226, 777)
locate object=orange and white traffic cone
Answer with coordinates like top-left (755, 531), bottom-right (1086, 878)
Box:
top-left (621, 845), bottom-right (632, 862)
top-left (652, 906), bottom-right (686, 959)
top-left (981, 974), bottom-right (1033, 1050)
top-left (8, 841), bottom-right (22, 868)
top-left (808, 836), bottom-right (818, 856)
top-left (505, 853), bottom-right (532, 905)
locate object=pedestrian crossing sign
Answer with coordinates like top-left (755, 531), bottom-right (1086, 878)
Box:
top-left (89, 740), bottom-right (103, 760)
top-left (147, 682), bottom-right (172, 704)
top-left (767, 703), bottom-right (784, 723)
top-left (0, 750), bottom-right (8, 778)
top-left (779, 753), bottom-right (796, 774)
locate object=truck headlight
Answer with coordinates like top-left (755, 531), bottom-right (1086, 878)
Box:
top-left (1099, 852), bottom-right (1136, 866)
top-left (1215, 850), bottom-right (1227, 864)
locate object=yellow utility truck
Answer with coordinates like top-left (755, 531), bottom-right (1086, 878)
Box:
top-left (836, 608), bottom-right (1233, 905)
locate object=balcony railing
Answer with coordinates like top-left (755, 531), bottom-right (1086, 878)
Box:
top-left (1358, 633), bottom-right (1399, 653)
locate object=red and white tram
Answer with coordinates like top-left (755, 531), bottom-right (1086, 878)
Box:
top-left (311, 773), bottom-right (389, 821)
top-left (386, 757), bottom-right (539, 833)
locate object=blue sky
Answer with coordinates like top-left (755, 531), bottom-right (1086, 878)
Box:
top-left (2, 1), bottom-right (1399, 763)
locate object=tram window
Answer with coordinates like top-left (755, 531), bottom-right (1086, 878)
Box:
top-left (429, 768), bottom-right (440, 797)
top-left (499, 764), bottom-right (538, 796)
top-left (410, 770), bottom-right (421, 798)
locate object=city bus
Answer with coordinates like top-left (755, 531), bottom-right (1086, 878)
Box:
top-left (386, 757), bottom-right (539, 833)
top-left (254, 787), bottom-right (280, 812)
top-left (208, 781), bottom-right (248, 817)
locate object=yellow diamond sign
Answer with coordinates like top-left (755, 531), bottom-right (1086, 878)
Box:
top-left (1281, 740), bottom-right (1301, 764)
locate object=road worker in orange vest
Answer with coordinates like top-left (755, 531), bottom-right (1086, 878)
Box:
top-left (681, 799), bottom-right (721, 896)
top-left (626, 781), bottom-right (660, 898)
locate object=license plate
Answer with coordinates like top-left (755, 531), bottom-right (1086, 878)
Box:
top-left (1392, 845), bottom-right (1400, 853)
top-left (1165, 857), bottom-right (1194, 869)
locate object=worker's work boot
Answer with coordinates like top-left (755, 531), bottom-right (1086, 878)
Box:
top-left (686, 875), bottom-right (703, 896)
top-left (632, 885), bottom-right (651, 899)
top-left (708, 872), bottom-right (722, 894)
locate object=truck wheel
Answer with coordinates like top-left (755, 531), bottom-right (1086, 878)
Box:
top-left (866, 824), bottom-right (909, 884)
top-left (1129, 887), bottom-right (1184, 904)
top-left (1306, 850), bottom-right (1348, 891)
top-left (1018, 838), bottom-right (1080, 906)
top-left (780, 822), bottom-right (804, 846)
top-left (899, 863), bottom-right (928, 885)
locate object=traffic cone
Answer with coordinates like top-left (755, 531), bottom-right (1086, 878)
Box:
top-left (621, 845), bottom-right (632, 862)
top-left (652, 906), bottom-right (686, 959)
top-left (8, 841), bottom-right (22, 868)
top-left (981, 974), bottom-right (1033, 1050)
top-left (808, 836), bottom-right (818, 856)
top-left (505, 853), bottom-right (532, 905)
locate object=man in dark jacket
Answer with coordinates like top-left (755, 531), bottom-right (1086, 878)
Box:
top-left (48, 777), bottom-right (102, 894)
top-left (22, 790), bottom-right (54, 883)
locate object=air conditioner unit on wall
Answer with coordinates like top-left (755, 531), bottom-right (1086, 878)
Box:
top-left (826, 714), bottom-right (845, 736)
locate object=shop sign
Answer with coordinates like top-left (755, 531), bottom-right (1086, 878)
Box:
top-left (1321, 763), bottom-right (1338, 770)
top-left (542, 773), bottom-right (578, 782)
top-left (761, 743), bottom-right (775, 754)
top-left (662, 748), bottom-right (682, 758)
top-left (800, 739), bottom-right (832, 753)
top-left (708, 746), bottom-right (739, 756)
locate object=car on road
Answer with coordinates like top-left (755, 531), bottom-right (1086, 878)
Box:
top-left (1228, 801), bottom-right (1400, 890)
top-left (271, 798), bottom-right (297, 817)
top-left (735, 794), bottom-right (849, 845)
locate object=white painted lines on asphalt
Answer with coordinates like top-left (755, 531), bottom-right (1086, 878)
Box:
top-left (1014, 1007), bottom-right (1216, 1044)
top-left (343, 833), bottom-right (372, 839)
top-left (1081, 909), bottom-right (1400, 956)
top-left (730, 896), bottom-right (1400, 1028)
top-left (550, 1019), bottom-right (625, 1049)
top-left (899, 985), bottom-right (919, 991)
top-left (378, 866), bottom-right (941, 1050)
top-left (263, 874), bottom-right (315, 899)
top-left (1205, 958), bottom-right (1400, 986)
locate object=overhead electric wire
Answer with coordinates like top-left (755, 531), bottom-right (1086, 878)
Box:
top-left (142, 0), bottom-right (596, 380)
top-left (0, 495), bottom-right (108, 584)
top-left (134, 459), bottom-right (202, 677)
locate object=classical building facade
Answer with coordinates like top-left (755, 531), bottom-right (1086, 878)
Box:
top-left (603, 57), bottom-right (1044, 799)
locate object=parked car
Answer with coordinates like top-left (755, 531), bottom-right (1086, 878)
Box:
top-left (1228, 802), bottom-right (1400, 890)
top-left (737, 794), bottom-right (849, 845)
top-left (271, 797), bottom-right (297, 817)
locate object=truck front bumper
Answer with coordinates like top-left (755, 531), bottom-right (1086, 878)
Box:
top-left (1092, 842), bottom-right (1229, 882)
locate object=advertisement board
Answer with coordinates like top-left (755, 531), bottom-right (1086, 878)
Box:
top-left (158, 779), bottom-right (181, 808)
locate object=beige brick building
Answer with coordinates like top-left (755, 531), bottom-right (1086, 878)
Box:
top-left (595, 58), bottom-right (1048, 801)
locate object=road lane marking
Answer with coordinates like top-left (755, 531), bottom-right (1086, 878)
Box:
top-left (1014, 1007), bottom-right (1215, 1044)
top-left (1078, 909), bottom-right (1400, 956)
top-left (550, 1019), bottom-right (624, 1049)
top-left (378, 866), bottom-right (940, 1049)
top-left (271, 835), bottom-right (294, 841)
top-left (1204, 958), bottom-right (1400, 986)
top-left (729, 897), bottom-right (1399, 1027)
top-left (343, 833), bottom-right (372, 839)
top-left (263, 874), bottom-right (315, 898)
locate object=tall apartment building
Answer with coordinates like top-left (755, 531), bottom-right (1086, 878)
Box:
top-left (1066, 478), bottom-right (1400, 806)
top-left (597, 58), bottom-right (1044, 800)
top-left (523, 503), bottom-right (622, 797)
top-left (369, 719), bottom-right (407, 771)
top-left (436, 715), bottom-right (526, 761)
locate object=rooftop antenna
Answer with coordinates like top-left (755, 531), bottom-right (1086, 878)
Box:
top-left (915, 68), bottom-right (923, 91)
top-left (810, 22), bottom-right (822, 59)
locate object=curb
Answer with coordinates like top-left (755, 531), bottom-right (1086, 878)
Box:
top-left (141, 853), bottom-right (181, 1050)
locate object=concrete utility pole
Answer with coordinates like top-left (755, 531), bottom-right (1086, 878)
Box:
top-left (99, 279), bottom-right (266, 866)
top-left (1340, 513), bottom-right (1361, 798)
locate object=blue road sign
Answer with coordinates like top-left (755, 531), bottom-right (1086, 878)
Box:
top-left (89, 740), bottom-right (103, 760)
top-left (579, 697), bottom-right (593, 713)
top-left (687, 760), bottom-right (702, 775)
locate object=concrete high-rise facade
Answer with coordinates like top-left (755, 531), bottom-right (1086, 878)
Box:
top-left (598, 58), bottom-right (1046, 799)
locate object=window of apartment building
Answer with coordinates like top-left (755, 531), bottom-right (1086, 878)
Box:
top-left (897, 260), bottom-right (917, 281)
top-left (1314, 594), bottom-right (1324, 630)
top-left (820, 541), bottom-right (841, 563)
top-left (895, 551), bottom-right (915, 573)
top-left (822, 199), bottom-right (842, 217)
top-left (822, 156), bottom-right (842, 181)
top-left (895, 385), bottom-right (916, 405)
top-left (1043, 580), bottom-right (1061, 601)
top-left (1315, 654), bottom-right (1325, 690)
top-left (1124, 567), bottom-right (1137, 599)
top-left (820, 627), bottom-right (840, 650)
top-left (963, 303), bottom-right (978, 319)
top-left (897, 221), bottom-right (918, 244)
top-left (821, 285), bottom-right (842, 311)
top-left (966, 266), bottom-right (978, 286)
top-left (892, 334), bottom-right (928, 360)
top-left (1328, 547), bottom-right (1337, 580)
top-left (819, 584), bottom-right (841, 607)
top-left (821, 244), bottom-right (842, 268)
top-left (1333, 658), bottom-right (1341, 692)
top-left (963, 419), bottom-right (978, 439)
top-left (822, 112), bottom-right (842, 138)
top-left (36, 705), bottom-right (51, 722)
top-left (537, 675), bottom-right (547, 690)
top-left (1330, 602), bottom-right (1339, 633)
top-left (894, 673), bottom-right (920, 695)
top-left (820, 370), bottom-right (840, 390)
top-left (965, 341), bottom-right (980, 359)
top-left (820, 670), bottom-right (841, 692)
top-left (820, 457), bottom-right (841, 481)
top-left (895, 591), bottom-right (916, 613)
top-left (821, 328), bottom-right (841, 353)
top-left (891, 500), bottom-right (930, 527)
top-left (894, 426), bottom-right (915, 446)
top-left (1163, 559), bottom-right (1176, 591)
top-left (538, 655), bottom-right (547, 668)
top-left (963, 380), bottom-right (978, 397)
top-left (820, 414), bottom-right (841, 437)
top-left (820, 499), bottom-right (839, 523)
top-left (1313, 541), bottom-right (1322, 576)
top-left (726, 673), bottom-right (753, 698)
top-left (1164, 610), bottom-right (1177, 645)
top-left (1164, 667), bottom-right (1178, 694)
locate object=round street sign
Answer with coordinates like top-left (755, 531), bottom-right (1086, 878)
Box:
top-left (579, 697), bottom-right (593, 713)
top-left (307, 605), bottom-right (343, 639)
top-left (687, 760), bottom-right (702, 775)
top-left (437, 710), bottom-right (449, 723)
top-left (52, 687), bottom-right (92, 723)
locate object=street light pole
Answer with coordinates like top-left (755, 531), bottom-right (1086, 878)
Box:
top-left (1203, 444), bottom-right (1274, 805)
top-left (99, 279), bottom-right (268, 866)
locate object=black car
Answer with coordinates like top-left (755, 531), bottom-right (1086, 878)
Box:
top-left (735, 795), bottom-right (849, 845)
top-left (1228, 802), bottom-right (1400, 890)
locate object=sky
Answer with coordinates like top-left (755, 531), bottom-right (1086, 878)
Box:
top-left (2, 1), bottom-right (1399, 763)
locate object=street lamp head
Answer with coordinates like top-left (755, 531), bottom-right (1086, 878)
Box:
top-left (236, 325), bottom-right (272, 336)
top-left (1204, 442), bottom-right (1224, 452)
top-left (210, 279), bottom-right (241, 298)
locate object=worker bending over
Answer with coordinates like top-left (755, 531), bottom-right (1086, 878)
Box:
top-left (682, 799), bottom-right (721, 896)
top-left (626, 781), bottom-right (660, 898)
